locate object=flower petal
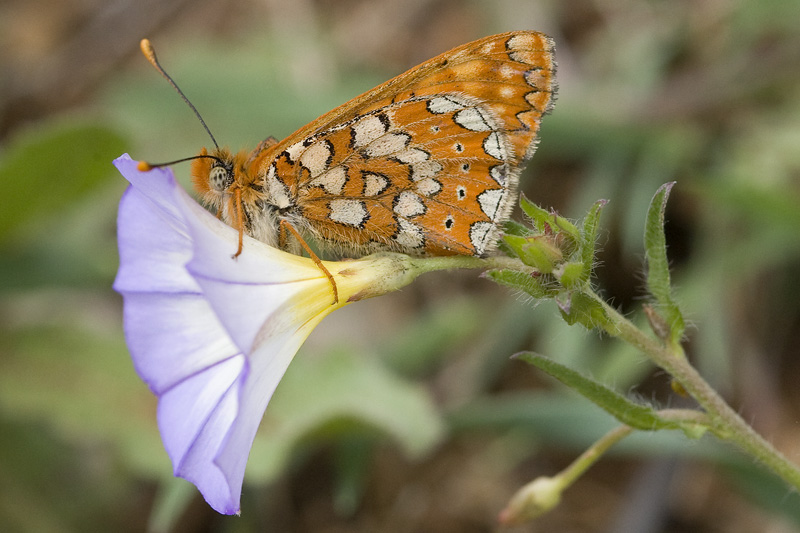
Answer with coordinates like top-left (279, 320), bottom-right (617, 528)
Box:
top-left (177, 191), bottom-right (323, 285)
top-left (119, 292), bottom-right (241, 395)
top-left (114, 155), bottom-right (241, 394)
top-left (113, 171), bottom-right (196, 295)
top-left (170, 168), bottom-right (338, 501)
top-left (158, 354), bottom-right (244, 515)
top-left (213, 325), bottom-right (313, 506)
top-left (113, 154), bottom-right (331, 515)
top-left (113, 155), bottom-right (247, 513)
top-left (175, 192), bottom-right (331, 353)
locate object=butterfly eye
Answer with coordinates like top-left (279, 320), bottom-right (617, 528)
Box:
top-left (209, 166), bottom-right (232, 192)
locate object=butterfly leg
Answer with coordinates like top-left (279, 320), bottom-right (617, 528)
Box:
top-left (279, 219), bottom-right (339, 305)
top-left (232, 188), bottom-right (245, 258)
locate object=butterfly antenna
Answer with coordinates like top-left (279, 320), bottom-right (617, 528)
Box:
top-left (140, 38), bottom-right (220, 150)
top-left (137, 154), bottom-right (225, 172)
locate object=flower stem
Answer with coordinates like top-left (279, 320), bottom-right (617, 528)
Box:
top-left (499, 424), bottom-right (632, 525)
top-left (408, 254), bottom-right (800, 491)
top-left (559, 424), bottom-right (633, 486)
top-left (589, 290), bottom-right (800, 490)
top-left (409, 254), bottom-right (536, 276)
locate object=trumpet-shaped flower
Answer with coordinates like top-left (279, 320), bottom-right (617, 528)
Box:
top-left (112, 154), bottom-right (417, 514)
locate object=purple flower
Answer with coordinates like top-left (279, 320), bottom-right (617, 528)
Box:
top-left (112, 154), bottom-right (416, 514)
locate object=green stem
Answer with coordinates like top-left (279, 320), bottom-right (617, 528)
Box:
top-left (589, 289), bottom-right (800, 490)
top-left (557, 424), bottom-right (633, 487)
top-left (407, 254), bottom-right (800, 490)
top-left (500, 424), bottom-right (633, 524)
top-left (409, 254), bottom-right (533, 274)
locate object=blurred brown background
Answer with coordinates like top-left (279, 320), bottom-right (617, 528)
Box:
top-left (1, 0), bottom-right (800, 531)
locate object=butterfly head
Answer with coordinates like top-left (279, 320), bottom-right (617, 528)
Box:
top-left (190, 147), bottom-right (247, 210)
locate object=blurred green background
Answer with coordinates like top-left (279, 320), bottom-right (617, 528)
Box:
top-left (2, 0), bottom-right (800, 531)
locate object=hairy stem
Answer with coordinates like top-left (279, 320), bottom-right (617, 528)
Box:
top-left (409, 254), bottom-right (535, 274)
top-left (558, 424), bottom-right (633, 487)
top-left (589, 290), bottom-right (800, 490)
top-left (410, 254), bottom-right (800, 489)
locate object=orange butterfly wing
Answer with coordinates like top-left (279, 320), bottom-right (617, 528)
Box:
top-left (252, 31), bottom-right (556, 256)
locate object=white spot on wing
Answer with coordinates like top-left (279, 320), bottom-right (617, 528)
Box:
top-left (470, 221), bottom-right (495, 254)
top-left (394, 148), bottom-right (429, 164)
top-left (363, 173), bottom-right (388, 196)
top-left (395, 219), bottom-right (424, 249)
top-left (490, 165), bottom-right (506, 185)
top-left (300, 140), bottom-right (332, 177)
top-left (499, 85), bottom-right (516, 99)
top-left (366, 133), bottom-right (409, 158)
top-left (427, 96), bottom-right (465, 114)
top-left (267, 164), bottom-right (292, 208)
top-left (309, 165), bottom-right (347, 194)
top-left (478, 189), bottom-right (505, 220)
top-left (507, 33), bottom-right (536, 50)
top-left (415, 178), bottom-right (441, 196)
top-left (329, 199), bottom-right (367, 227)
top-left (499, 64), bottom-right (516, 79)
top-left (412, 161), bottom-right (442, 182)
top-left (454, 107), bottom-right (492, 132)
top-left (285, 141), bottom-right (305, 162)
top-left (483, 131), bottom-right (506, 160)
top-left (394, 191), bottom-right (425, 217)
top-left (352, 115), bottom-right (388, 148)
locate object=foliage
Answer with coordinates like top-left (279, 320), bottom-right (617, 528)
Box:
top-left (2, 0), bottom-right (800, 530)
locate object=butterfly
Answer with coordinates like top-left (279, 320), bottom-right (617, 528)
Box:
top-left (140, 31), bottom-right (556, 269)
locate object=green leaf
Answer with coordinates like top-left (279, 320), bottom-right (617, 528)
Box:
top-left (514, 353), bottom-right (689, 432)
top-left (0, 325), bottom-right (167, 477)
top-left (503, 234), bottom-right (563, 273)
top-left (725, 459), bottom-right (800, 527)
top-left (643, 182), bottom-right (685, 343)
top-left (0, 122), bottom-right (128, 241)
top-left (382, 296), bottom-right (486, 377)
top-left (245, 347), bottom-right (445, 484)
top-left (519, 195), bottom-right (580, 242)
top-left (486, 269), bottom-right (554, 299)
top-left (332, 437), bottom-right (373, 516)
top-left (449, 391), bottom-right (724, 457)
top-left (497, 220), bottom-right (533, 257)
top-left (555, 290), bottom-right (612, 331)
top-left (578, 199), bottom-right (608, 283)
top-left (503, 219), bottom-right (534, 238)
top-left (557, 262), bottom-right (586, 289)
top-left (519, 195), bottom-right (555, 232)
top-left (644, 182), bottom-right (674, 301)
